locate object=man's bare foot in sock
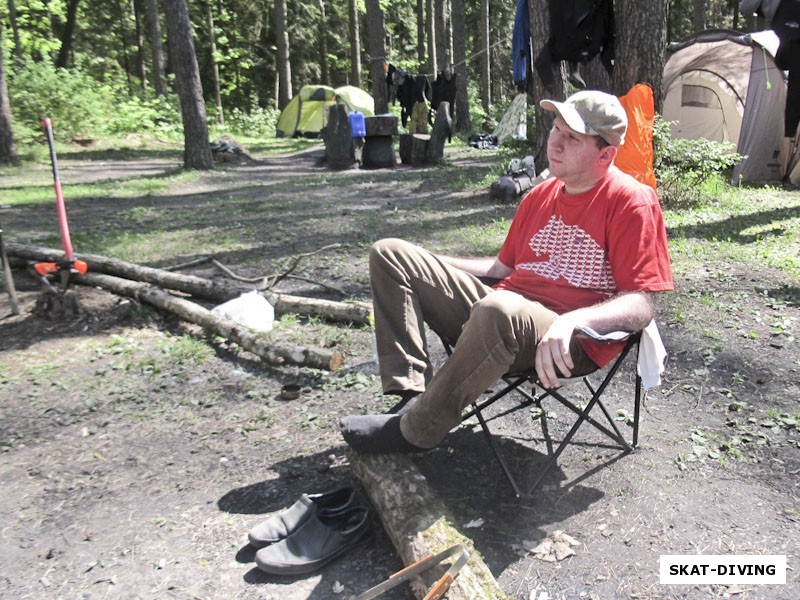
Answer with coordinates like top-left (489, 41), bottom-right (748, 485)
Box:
top-left (339, 414), bottom-right (426, 453)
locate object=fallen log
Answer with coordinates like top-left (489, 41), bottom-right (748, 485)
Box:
top-left (5, 242), bottom-right (372, 325)
top-left (347, 451), bottom-right (510, 600)
top-left (80, 272), bottom-right (344, 371)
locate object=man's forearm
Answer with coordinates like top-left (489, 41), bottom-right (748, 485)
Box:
top-left (564, 291), bottom-right (655, 334)
top-left (439, 255), bottom-right (511, 279)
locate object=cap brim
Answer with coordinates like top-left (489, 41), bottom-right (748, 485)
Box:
top-left (540, 99), bottom-right (594, 136)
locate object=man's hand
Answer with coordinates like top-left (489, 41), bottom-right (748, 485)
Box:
top-left (535, 315), bottom-right (577, 388)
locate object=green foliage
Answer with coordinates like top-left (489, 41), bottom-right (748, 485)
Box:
top-left (223, 105), bottom-right (280, 138)
top-left (7, 57), bottom-right (114, 137)
top-left (653, 116), bottom-right (743, 208)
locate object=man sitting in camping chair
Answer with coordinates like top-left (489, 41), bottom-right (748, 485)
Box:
top-left (340, 90), bottom-right (674, 454)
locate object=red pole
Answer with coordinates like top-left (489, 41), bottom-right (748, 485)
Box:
top-left (42, 118), bottom-right (74, 261)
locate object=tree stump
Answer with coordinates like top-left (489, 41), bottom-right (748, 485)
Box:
top-left (322, 104), bottom-right (355, 169)
top-left (399, 134), bottom-right (431, 166)
top-left (362, 115), bottom-right (398, 169)
top-left (426, 102), bottom-right (452, 164)
top-left (33, 290), bottom-right (84, 320)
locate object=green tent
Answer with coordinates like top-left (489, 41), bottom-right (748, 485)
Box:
top-left (276, 85), bottom-right (375, 138)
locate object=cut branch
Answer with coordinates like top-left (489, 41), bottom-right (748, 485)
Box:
top-left (80, 272), bottom-right (344, 371)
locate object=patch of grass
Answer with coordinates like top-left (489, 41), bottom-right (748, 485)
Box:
top-left (663, 186), bottom-right (800, 278)
top-left (157, 334), bottom-right (213, 368)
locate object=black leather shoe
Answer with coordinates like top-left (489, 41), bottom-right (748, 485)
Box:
top-left (247, 487), bottom-right (357, 548)
top-left (254, 506), bottom-right (372, 575)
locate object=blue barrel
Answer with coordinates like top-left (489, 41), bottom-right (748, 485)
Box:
top-left (349, 111), bottom-right (366, 138)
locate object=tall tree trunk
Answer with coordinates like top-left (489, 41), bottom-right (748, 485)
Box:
top-left (163, 0), bottom-right (213, 170)
top-left (479, 0), bottom-right (490, 115)
top-left (425, 0), bottom-right (437, 74)
top-left (205, 0), bottom-right (224, 125)
top-left (692, 0), bottom-right (705, 32)
top-left (318, 0), bottom-right (330, 86)
top-left (8, 0), bottom-right (23, 59)
top-left (146, 0), bottom-right (168, 97)
top-left (416, 0), bottom-right (425, 66)
top-left (530, 0), bottom-right (567, 168)
top-left (612, 0), bottom-right (668, 111)
top-left (132, 0), bottom-right (148, 97)
top-left (451, 0), bottom-right (470, 132)
top-left (348, 0), bottom-right (361, 86)
top-left (55, 0), bottom-right (80, 68)
top-left (275, 0), bottom-right (292, 109)
top-left (0, 33), bottom-right (17, 164)
top-left (434, 0), bottom-right (448, 71)
top-left (364, 0), bottom-right (388, 114)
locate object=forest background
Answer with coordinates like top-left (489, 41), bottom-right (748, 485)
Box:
top-left (0, 0), bottom-right (780, 168)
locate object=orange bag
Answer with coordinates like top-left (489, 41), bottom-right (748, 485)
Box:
top-left (616, 83), bottom-right (657, 190)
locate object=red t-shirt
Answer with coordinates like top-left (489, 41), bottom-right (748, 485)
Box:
top-left (495, 166), bottom-right (674, 367)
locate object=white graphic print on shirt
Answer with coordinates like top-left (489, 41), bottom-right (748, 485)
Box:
top-left (516, 215), bottom-right (616, 291)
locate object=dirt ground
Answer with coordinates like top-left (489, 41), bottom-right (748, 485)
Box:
top-left (1, 145), bottom-right (798, 600)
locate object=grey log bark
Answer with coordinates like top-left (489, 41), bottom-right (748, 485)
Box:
top-left (5, 243), bottom-right (373, 325)
top-left (80, 272), bottom-right (345, 371)
top-left (347, 451), bottom-right (510, 599)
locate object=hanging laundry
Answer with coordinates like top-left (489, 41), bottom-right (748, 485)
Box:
top-left (512, 0), bottom-right (531, 90)
top-left (534, 0), bottom-right (615, 90)
top-left (429, 71), bottom-right (457, 131)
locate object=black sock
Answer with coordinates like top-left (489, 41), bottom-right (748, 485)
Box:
top-left (340, 414), bottom-right (425, 453)
top-left (383, 391), bottom-right (420, 415)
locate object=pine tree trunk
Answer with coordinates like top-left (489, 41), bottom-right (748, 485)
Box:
top-left (451, 0), bottom-right (470, 132)
top-left (146, 0), bottom-right (168, 97)
top-left (0, 34), bottom-right (16, 165)
top-left (612, 0), bottom-right (668, 110)
top-left (425, 0), bottom-right (437, 75)
top-left (479, 0), bottom-right (491, 115)
top-left (318, 0), bottom-right (330, 86)
top-left (530, 0), bottom-right (567, 168)
top-left (55, 0), bottom-right (80, 68)
top-left (365, 0), bottom-right (388, 114)
top-left (7, 0), bottom-right (22, 58)
top-left (132, 0), bottom-right (149, 98)
top-left (348, 0), bottom-right (362, 87)
top-left (416, 0), bottom-right (425, 65)
top-left (692, 0), bottom-right (705, 32)
top-left (163, 0), bottom-right (214, 170)
top-left (205, 0), bottom-right (224, 125)
top-left (275, 0), bottom-right (292, 109)
top-left (434, 0), bottom-right (449, 71)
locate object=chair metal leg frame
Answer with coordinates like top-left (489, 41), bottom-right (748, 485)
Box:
top-left (461, 333), bottom-right (643, 497)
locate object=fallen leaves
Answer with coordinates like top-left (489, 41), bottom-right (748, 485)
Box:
top-left (523, 530), bottom-right (581, 562)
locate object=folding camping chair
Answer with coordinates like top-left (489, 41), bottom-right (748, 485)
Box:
top-left (448, 321), bottom-right (664, 498)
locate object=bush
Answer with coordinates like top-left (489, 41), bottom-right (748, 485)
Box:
top-left (8, 57), bottom-right (114, 138)
top-left (224, 105), bottom-right (280, 138)
top-left (653, 116), bottom-right (743, 208)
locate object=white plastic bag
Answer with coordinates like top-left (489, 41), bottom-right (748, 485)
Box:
top-left (211, 291), bottom-right (275, 332)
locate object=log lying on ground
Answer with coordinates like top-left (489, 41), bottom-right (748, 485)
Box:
top-left (347, 451), bottom-right (510, 600)
top-left (7, 242), bottom-right (239, 302)
top-left (81, 272), bottom-right (344, 371)
top-left (5, 242), bottom-right (372, 324)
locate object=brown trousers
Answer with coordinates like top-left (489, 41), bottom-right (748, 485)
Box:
top-left (370, 238), bottom-right (596, 448)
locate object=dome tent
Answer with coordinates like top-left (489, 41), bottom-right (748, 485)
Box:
top-left (662, 29), bottom-right (800, 184)
top-left (276, 85), bottom-right (375, 138)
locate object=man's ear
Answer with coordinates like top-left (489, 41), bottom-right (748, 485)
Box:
top-left (599, 145), bottom-right (618, 166)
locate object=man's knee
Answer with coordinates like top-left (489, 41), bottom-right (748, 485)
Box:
top-left (467, 292), bottom-right (525, 337)
top-left (371, 237), bottom-right (408, 266)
